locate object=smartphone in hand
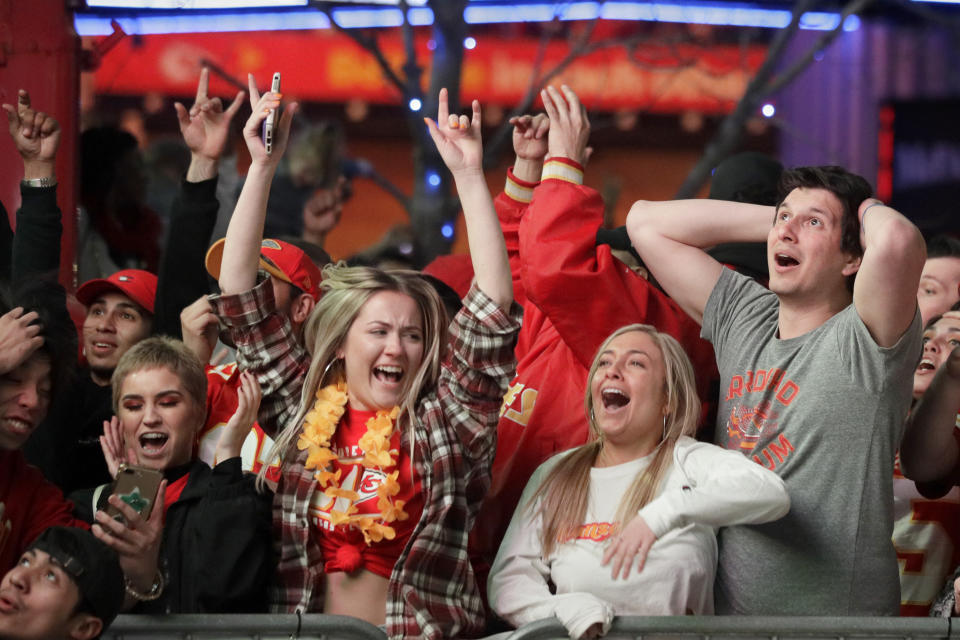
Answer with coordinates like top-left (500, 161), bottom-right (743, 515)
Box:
top-left (262, 72), bottom-right (282, 155)
top-left (104, 464), bottom-right (163, 525)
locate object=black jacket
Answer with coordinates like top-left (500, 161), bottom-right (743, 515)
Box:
top-left (19, 176), bottom-right (220, 493)
top-left (75, 458), bottom-right (275, 613)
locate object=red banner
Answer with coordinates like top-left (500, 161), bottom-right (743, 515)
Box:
top-left (89, 30), bottom-right (766, 114)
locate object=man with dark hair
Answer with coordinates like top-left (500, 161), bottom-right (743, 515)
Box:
top-left (0, 527), bottom-right (124, 640)
top-left (9, 73), bottom-right (243, 495)
top-left (628, 164), bottom-right (925, 615)
top-left (918, 234), bottom-right (960, 326)
top-left (0, 288), bottom-right (88, 576)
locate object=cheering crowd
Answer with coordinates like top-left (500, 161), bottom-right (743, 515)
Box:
top-left (1, 69), bottom-right (959, 640)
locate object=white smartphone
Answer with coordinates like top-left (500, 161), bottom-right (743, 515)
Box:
top-left (262, 72), bottom-right (281, 155)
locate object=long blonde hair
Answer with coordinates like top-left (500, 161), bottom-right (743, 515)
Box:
top-left (532, 324), bottom-right (700, 555)
top-left (258, 263), bottom-right (448, 488)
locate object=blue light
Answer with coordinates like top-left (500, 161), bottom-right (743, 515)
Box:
top-left (426, 39), bottom-right (437, 51)
top-left (85, 0), bottom-right (305, 6)
top-left (842, 14), bottom-right (861, 31)
top-left (464, 37), bottom-right (477, 50)
top-left (74, 2), bottom-right (854, 36)
top-left (333, 8), bottom-right (402, 28)
top-left (814, 50), bottom-right (826, 61)
top-left (75, 10), bottom-right (330, 35)
top-left (409, 98), bottom-right (423, 112)
top-left (426, 170), bottom-right (441, 188)
top-left (407, 7), bottom-right (434, 25)
top-left (761, 103), bottom-right (775, 118)
top-left (441, 223), bottom-right (455, 240)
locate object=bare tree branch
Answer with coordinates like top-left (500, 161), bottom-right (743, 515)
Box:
top-left (765, 0), bottom-right (875, 96)
top-left (321, 7), bottom-right (408, 95)
top-left (673, 0), bottom-right (824, 198)
top-left (484, 17), bottom-right (604, 166)
top-left (399, 0), bottom-right (424, 98)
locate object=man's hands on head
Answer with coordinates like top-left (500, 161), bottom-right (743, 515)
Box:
top-left (176, 67), bottom-right (246, 183)
top-left (540, 85), bottom-right (590, 166)
top-left (2, 90), bottom-right (60, 180)
top-left (0, 308), bottom-right (43, 375)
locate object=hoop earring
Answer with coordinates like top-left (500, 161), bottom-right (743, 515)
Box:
top-left (662, 415), bottom-right (667, 441)
top-left (320, 357), bottom-right (341, 384)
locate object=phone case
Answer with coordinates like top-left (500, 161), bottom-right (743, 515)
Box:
top-left (263, 72), bottom-right (281, 154)
top-left (104, 465), bottom-right (163, 525)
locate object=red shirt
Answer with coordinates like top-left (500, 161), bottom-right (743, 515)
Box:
top-left (0, 450), bottom-right (88, 574)
top-left (311, 405), bottom-right (423, 579)
top-left (196, 363), bottom-right (281, 483)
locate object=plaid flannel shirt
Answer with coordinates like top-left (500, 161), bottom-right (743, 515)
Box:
top-left (209, 274), bottom-right (310, 436)
top-left (211, 277), bottom-right (521, 639)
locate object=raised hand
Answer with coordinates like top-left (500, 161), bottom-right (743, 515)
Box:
top-left (511, 113), bottom-right (550, 162)
top-left (216, 371), bottom-right (261, 463)
top-left (99, 416), bottom-right (137, 478)
top-left (0, 307), bottom-right (43, 375)
top-left (425, 87), bottom-right (483, 178)
top-left (2, 90), bottom-right (61, 178)
top-left (540, 85), bottom-right (590, 166)
top-left (601, 513), bottom-right (657, 580)
top-left (175, 67), bottom-right (245, 181)
top-left (180, 295), bottom-right (219, 364)
top-left (243, 73), bottom-right (297, 168)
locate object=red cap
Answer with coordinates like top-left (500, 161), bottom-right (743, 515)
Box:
top-left (76, 269), bottom-right (157, 314)
top-left (206, 238), bottom-right (322, 302)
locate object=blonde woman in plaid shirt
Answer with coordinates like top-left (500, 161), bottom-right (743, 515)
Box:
top-left (210, 78), bottom-right (519, 638)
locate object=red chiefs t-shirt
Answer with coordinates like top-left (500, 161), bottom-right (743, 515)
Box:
top-left (196, 363), bottom-right (281, 484)
top-left (310, 405), bottom-right (423, 578)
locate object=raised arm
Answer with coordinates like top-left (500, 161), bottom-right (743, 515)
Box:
top-left (425, 88), bottom-right (512, 311)
top-left (3, 89), bottom-right (63, 280)
top-left (493, 112), bottom-right (550, 307)
top-left (627, 198), bottom-right (772, 324)
top-left (154, 68), bottom-right (245, 338)
top-left (175, 67), bottom-right (245, 184)
top-left (218, 74), bottom-right (297, 295)
top-left (900, 346), bottom-right (960, 483)
top-left (852, 200), bottom-right (926, 347)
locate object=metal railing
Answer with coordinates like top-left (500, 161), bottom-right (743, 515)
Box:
top-left (103, 614), bottom-right (960, 640)
top-left (506, 616), bottom-right (959, 640)
top-left (104, 614), bottom-right (386, 639)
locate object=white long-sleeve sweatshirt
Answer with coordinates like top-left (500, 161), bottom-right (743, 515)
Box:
top-left (488, 436), bottom-right (790, 639)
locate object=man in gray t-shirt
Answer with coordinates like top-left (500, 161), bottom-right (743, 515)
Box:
top-left (627, 166), bottom-right (925, 615)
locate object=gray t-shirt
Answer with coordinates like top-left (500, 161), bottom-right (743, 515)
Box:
top-left (702, 268), bottom-right (921, 615)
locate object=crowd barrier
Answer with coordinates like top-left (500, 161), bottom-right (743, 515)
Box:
top-left (103, 615), bottom-right (960, 640)
top-left (506, 616), bottom-right (960, 640)
top-left (104, 613), bottom-right (387, 639)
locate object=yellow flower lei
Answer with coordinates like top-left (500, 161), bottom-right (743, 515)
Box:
top-left (297, 381), bottom-right (409, 544)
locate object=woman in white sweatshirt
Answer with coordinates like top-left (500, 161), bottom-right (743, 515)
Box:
top-left (488, 324), bottom-right (790, 639)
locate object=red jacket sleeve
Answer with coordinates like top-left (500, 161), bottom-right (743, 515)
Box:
top-left (494, 167), bottom-right (538, 308)
top-left (518, 163), bottom-right (716, 396)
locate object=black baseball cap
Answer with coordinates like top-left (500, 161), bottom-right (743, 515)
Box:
top-left (29, 527), bottom-right (125, 627)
